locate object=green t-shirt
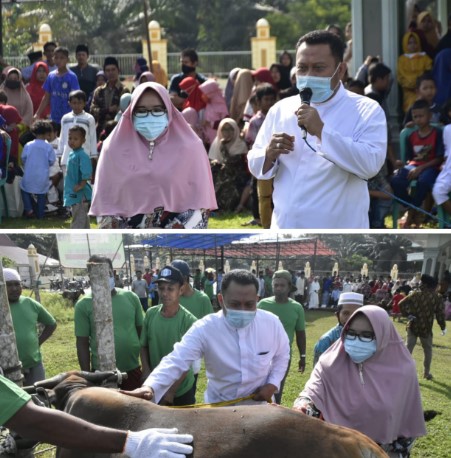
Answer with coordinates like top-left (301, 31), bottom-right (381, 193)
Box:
top-left (141, 304), bottom-right (197, 397)
top-left (0, 375), bottom-right (31, 425)
top-left (74, 288), bottom-right (144, 372)
top-left (10, 296), bottom-right (56, 369)
top-left (258, 297), bottom-right (305, 345)
top-left (203, 279), bottom-right (214, 299)
top-left (179, 289), bottom-right (213, 319)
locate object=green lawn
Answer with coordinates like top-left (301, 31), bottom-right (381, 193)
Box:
top-left (1, 210), bottom-right (443, 229)
top-left (28, 292), bottom-right (451, 457)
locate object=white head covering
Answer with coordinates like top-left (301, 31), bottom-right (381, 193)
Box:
top-left (3, 268), bottom-right (21, 282)
top-left (338, 292), bottom-right (364, 307)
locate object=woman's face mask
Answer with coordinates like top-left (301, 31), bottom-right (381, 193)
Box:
top-left (5, 79), bottom-right (21, 90)
top-left (344, 338), bottom-right (377, 364)
top-left (133, 113), bottom-right (169, 141)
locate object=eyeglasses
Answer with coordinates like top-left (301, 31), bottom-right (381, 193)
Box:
top-left (344, 329), bottom-right (376, 342)
top-left (134, 107), bottom-right (167, 117)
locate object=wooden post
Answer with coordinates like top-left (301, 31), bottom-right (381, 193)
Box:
top-left (88, 261), bottom-right (116, 372)
top-left (0, 261), bottom-right (23, 386)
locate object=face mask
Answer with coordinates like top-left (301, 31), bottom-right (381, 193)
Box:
top-left (224, 306), bottom-right (256, 329)
top-left (296, 65), bottom-right (340, 103)
top-left (133, 114), bottom-right (169, 141)
top-left (5, 80), bottom-right (21, 90)
top-left (181, 64), bottom-right (196, 74)
top-left (108, 276), bottom-right (115, 291)
top-left (344, 338), bottom-right (377, 364)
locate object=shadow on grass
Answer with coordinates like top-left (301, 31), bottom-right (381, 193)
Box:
top-left (419, 380), bottom-right (451, 400)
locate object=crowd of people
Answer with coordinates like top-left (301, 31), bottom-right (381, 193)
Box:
top-left (0, 8), bottom-right (450, 229)
top-left (2, 261), bottom-right (448, 457)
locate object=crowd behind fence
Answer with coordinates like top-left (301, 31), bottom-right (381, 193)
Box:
top-left (5, 50), bottom-right (296, 80)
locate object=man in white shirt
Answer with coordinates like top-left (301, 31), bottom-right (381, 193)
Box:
top-left (248, 30), bottom-right (387, 229)
top-left (121, 269), bottom-right (290, 405)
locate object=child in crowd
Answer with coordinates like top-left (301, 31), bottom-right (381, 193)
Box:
top-left (59, 90), bottom-right (97, 176)
top-left (397, 32), bottom-right (432, 113)
top-left (245, 83), bottom-right (278, 229)
top-left (403, 72), bottom-right (441, 127)
top-left (63, 125), bottom-right (92, 228)
top-left (20, 120), bottom-right (55, 218)
top-left (47, 122), bottom-right (63, 212)
top-left (34, 47), bottom-right (80, 126)
top-left (391, 99), bottom-right (444, 228)
top-left (0, 90), bottom-right (22, 183)
top-left (389, 288), bottom-right (406, 321)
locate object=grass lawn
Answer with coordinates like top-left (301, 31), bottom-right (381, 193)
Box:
top-left (1, 210), bottom-right (444, 229)
top-left (28, 291), bottom-right (451, 457)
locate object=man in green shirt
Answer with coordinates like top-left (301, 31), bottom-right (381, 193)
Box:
top-left (4, 268), bottom-right (57, 386)
top-left (258, 270), bottom-right (306, 404)
top-left (141, 265), bottom-right (197, 406)
top-left (171, 259), bottom-right (213, 393)
top-left (0, 374), bottom-right (193, 457)
top-left (74, 256), bottom-right (143, 391)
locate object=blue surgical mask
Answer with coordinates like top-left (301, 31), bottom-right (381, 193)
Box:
top-left (108, 276), bottom-right (116, 291)
top-left (344, 339), bottom-right (377, 364)
top-left (296, 65), bottom-right (340, 103)
top-left (224, 306), bottom-right (256, 329)
top-left (133, 113), bottom-right (169, 141)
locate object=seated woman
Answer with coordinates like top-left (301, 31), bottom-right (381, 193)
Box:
top-left (293, 305), bottom-right (426, 458)
top-left (208, 118), bottom-right (248, 212)
top-left (90, 82), bottom-right (217, 228)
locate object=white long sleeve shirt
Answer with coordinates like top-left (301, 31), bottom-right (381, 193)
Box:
top-left (432, 125), bottom-right (451, 205)
top-left (59, 110), bottom-right (98, 166)
top-left (143, 309), bottom-right (290, 404)
top-left (248, 83), bottom-right (387, 229)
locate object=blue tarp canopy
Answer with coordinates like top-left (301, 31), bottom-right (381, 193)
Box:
top-left (140, 234), bottom-right (258, 251)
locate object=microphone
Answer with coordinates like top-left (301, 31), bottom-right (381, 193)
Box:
top-left (299, 87), bottom-right (312, 139)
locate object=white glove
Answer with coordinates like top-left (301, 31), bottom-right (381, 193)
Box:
top-left (124, 428), bottom-right (193, 458)
top-left (441, 328), bottom-right (447, 336)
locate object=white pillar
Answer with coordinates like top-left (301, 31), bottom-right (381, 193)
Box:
top-left (381, 0), bottom-right (399, 128)
top-left (351, 0), bottom-right (364, 77)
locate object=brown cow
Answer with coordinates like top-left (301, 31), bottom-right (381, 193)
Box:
top-left (48, 373), bottom-right (388, 458)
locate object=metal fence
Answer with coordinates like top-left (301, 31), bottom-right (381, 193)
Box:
top-left (5, 50), bottom-right (295, 80)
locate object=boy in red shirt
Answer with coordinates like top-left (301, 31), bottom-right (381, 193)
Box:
top-left (391, 99), bottom-right (444, 227)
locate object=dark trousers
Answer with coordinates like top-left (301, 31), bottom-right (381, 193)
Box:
top-left (174, 383), bottom-right (196, 406)
top-left (139, 297), bottom-right (148, 312)
top-left (274, 358), bottom-right (291, 405)
top-left (21, 191), bottom-right (46, 218)
top-left (391, 166), bottom-right (439, 208)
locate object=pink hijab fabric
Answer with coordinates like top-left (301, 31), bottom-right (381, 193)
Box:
top-left (301, 305), bottom-right (426, 444)
top-left (0, 67), bottom-right (34, 126)
top-left (90, 82), bottom-right (217, 217)
top-left (199, 79), bottom-right (229, 144)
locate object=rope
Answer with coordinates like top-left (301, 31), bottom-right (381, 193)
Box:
top-left (376, 186), bottom-right (450, 227)
top-left (169, 394), bottom-right (256, 409)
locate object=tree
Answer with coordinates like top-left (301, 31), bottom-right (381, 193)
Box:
top-left (9, 234), bottom-right (58, 260)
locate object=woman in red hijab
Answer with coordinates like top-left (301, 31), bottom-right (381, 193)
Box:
top-left (179, 77), bottom-right (206, 112)
top-left (26, 62), bottom-right (50, 118)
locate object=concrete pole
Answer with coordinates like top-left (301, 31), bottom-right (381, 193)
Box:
top-left (0, 261), bottom-right (23, 386)
top-left (88, 261), bottom-right (116, 372)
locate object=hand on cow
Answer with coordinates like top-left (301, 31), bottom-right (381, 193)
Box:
top-left (124, 428), bottom-right (193, 458)
top-left (119, 386), bottom-right (154, 401)
top-left (252, 383), bottom-right (277, 402)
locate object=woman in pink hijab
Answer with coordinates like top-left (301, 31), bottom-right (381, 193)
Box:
top-left (294, 306), bottom-right (426, 457)
top-left (90, 82), bottom-right (217, 228)
top-left (0, 67), bottom-right (34, 126)
top-left (199, 79), bottom-right (228, 146)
